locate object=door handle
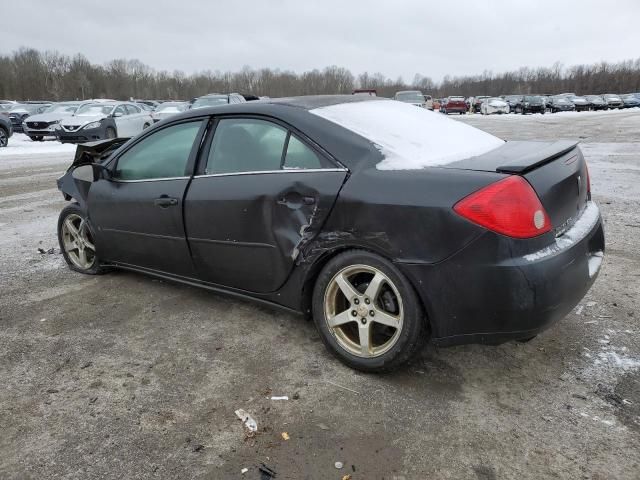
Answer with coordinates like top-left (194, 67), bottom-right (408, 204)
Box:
top-left (277, 193), bottom-right (316, 208)
top-left (154, 196), bottom-right (178, 208)
top-left (302, 196), bottom-right (316, 205)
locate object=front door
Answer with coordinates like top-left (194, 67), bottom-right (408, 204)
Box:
top-left (184, 117), bottom-right (347, 293)
top-left (89, 119), bottom-right (207, 277)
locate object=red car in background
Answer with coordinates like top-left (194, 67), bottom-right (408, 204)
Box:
top-left (440, 96), bottom-right (467, 114)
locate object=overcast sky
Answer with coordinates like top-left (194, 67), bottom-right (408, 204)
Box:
top-left (4, 0), bottom-right (640, 82)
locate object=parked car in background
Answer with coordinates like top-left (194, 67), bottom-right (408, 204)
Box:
top-left (135, 102), bottom-right (155, 112)
top-left (502, 95), bottom-right (522, 113)
top-left (57, 101), bottom-right (153, 143)
top-left (191, 93), bottom-right (246, 110)
top-left (23, 101), bottom-right (83, 141)
top-left (440, 96), bottom-right (467, 114)
top-left (602, 94), bottom-right (623, 109)
top-left (151, 101), bottom-right (189, 123)
top-left (620, 94), bottom-right (640, 108)
top-left (352, 89), bottom-right (377, 96)
top-left (471, 96), bottom-right (490, 113)
top-left (547, 96), bottom-right (576, 113)
top-left (0, 104), bottom-right (14, 114)
top-left (394, 90), bottom-right (428, 108)
top-left (567, 95), bottom-right (591, 112)
top-left (56, 95), bottom-right (604, 372)
top-left (514, 95), bottom-right (545, 114)
top-left (432, 98), bottom-right (442, 111)
top-left (0, 113), bottom-right (13, 147)
top-left (480, 97), bottom-right (510, 115)
top-left (422, 94), bottom-right (434, 110)
top-left (585, 95), bottom-right (608, 110)
top-left (7, 103), bottom-right (52, 133)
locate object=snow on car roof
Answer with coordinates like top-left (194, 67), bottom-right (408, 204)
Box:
top-left (310, 100), bottom-right (504, 170)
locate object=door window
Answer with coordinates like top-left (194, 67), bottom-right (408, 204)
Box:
top-left (206, 118), bottom-right (287, 174)
top-left (114, 121), bottom-right (203, 180)
top-left (125, 104), bottom-right (141, 114)
top-left (283, 135), bottom-right (324, 170)
top-left (114, 105), bottom-right (127, 117)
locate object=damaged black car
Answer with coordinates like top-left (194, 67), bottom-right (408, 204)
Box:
top-left (57, 95), bottom-right (605, 372)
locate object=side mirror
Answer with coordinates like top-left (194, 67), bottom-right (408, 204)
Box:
top-left (72, 163), bottom-right (110, 182)
top-left (113, 111), bottom-right (124, 118)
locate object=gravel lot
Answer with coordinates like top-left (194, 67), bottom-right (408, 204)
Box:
top-left (1, 109), bottom-right (639, 479)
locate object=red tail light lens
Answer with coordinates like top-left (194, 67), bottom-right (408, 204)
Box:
top-left (453, 176), bottom-right (552, 239)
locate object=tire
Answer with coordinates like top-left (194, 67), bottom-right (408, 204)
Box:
top-left (143, 123), bottom-right (151, 130)
top-left (0, 127), bottom-right (9, 147)
top-left (57, 203), bottom-right (105, 275)
top-left (311, 250), bottom-right (427, 372)
top-left (105, 127), bottom-right (116, 139)
top-left (30, 135), bottom-right (44, 141)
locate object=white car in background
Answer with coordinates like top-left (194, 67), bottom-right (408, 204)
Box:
top-left (480, 97), bottom-right (510, 115)
top-left (151, 101), bottom-right (189, 123)
top-left (57, 101), bottom-right (153, 143)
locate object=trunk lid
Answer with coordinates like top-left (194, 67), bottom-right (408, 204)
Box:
top-left (445, 140), bottom-right (589, 235)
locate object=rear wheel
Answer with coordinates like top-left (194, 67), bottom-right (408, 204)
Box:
top-left (312, 250), bottom-right (427, 372)
top-left (143, 123), bottom-right (151, 129)
top-left (58, 203), bottom-right (105, 275)
top-left (0, 128), bottom-right (8, 147)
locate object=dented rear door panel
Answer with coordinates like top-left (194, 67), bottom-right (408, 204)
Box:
top-left (184, 170), bottom-right (347, 293)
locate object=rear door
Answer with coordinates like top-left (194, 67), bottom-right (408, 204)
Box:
top-left (184, 116), bottom-right (347, 293)
top-left (88, 118), bottom-right (207, 276)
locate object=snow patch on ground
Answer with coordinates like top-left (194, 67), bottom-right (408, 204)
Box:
top-left (0, 133), bottom-right (76, 157)
top-left (311, 100), bottom-right (504, 170)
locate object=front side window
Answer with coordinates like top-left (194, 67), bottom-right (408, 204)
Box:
top-left (114, 105), bottom-right (127, 117)
top-left (126, 104), bottom-right (141, 114)
top-left (114, 121), bottom-right (203, 180)
top-left (206, 118), bottom-right (287, 174)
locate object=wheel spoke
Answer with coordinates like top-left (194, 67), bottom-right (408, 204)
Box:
top-left (327, 309), bottom-right (355, 328)
top-left (364, 272), bottom-right (385, 301)
top-left (64, 218), bottom-right (80, 239)
top-left (358, 324), bottom-right (372, 356)
top-left (372, 309), bottom-right (401, 329)
top-left (335, 273), bottom-right (360, 301)
top-left (77, 247), bottom-right (89, 267)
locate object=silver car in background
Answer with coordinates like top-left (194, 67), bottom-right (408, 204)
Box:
top-left (480, 97), bottom-right (510, 115)
top-left (23, 101), bottom-right (83, 141)
top-left (150, 101), bottom-right (189, 123)
top-left (394, 90), bottom-right (430, 108)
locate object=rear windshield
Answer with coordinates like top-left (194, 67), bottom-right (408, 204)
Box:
top-left (311, 100), bottom-right (503, 171)
top-left (191, 96), bottom-right (228, 109)
top-left (395, 92), bottom-right (424, 103)
top-left (156, 103), bottom-right (188, 113)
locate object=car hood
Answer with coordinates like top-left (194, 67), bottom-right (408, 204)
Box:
top-left (488, 100), bottom-right (507, 107)
top-left (26, 112), bottom-right (75, 122)
top-left (61, 115), bottom-right (106, 126)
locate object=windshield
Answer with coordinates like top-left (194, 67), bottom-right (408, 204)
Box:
top-left (10, 104), bottom-right (43, 113)
top-left (44, 104), bottom-right (79, 114)
top-left (75, 104), bottom-right (114, 116)
top-left (156, 103), bottom-right (188, 113)
top-left (488, 97), bottom-right (504, 103)
top-left (524, 96), bottom-right (542, 102)
top-left (395, 92), bottom-right (424, 103)
top-left (191, 96), bottom-right (228, 109)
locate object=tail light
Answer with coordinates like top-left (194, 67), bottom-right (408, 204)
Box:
top-left (453, 176), bottom-right (552, 239)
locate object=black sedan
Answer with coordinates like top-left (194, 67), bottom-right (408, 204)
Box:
top-left (514, 95), bottom-right (545, 114)
top-left (56, 96), bottom-right (604, 372)
top-left (0, 113), bottom-right (13, 147)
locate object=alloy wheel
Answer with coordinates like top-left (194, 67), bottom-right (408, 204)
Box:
top-left (0, 129), bottom-right (7, 147)
top-left (61, 214), bottom-right (97, 270)
top-left (323, 264), bottom-right (404, 358)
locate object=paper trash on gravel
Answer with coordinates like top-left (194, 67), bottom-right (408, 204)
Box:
top-left (234, 409), bottom-right (258, 432)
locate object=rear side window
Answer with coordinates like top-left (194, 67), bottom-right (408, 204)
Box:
top-left (283, 135), bottom-right (323, 170)
top-left (114, 121), bottom-right (203, 180)
top-left (206, 118), bottom-right (287, 174)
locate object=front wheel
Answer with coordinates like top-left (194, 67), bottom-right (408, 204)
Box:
top-left (312, 250), bottom-right (427, 372)
top-left (57, 203), bottom-right (105, 275)
top-left (0, 128), bottom-right (8, 147)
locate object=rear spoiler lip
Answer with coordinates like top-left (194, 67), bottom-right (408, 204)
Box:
top-left (70, 137), bottom-right (130, 168)
top-left (441, 140), bottom-right (580, 175)
top-left (495, 140), bottom-right (579, 174)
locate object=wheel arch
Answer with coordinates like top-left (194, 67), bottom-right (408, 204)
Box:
top-left (298, 244), bottom-right (433, 336)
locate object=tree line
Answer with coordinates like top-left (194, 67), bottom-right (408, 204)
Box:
top-left (1, 47), bottom-right (639, 101)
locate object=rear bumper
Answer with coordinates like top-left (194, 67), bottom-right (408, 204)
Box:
top-left (399, 202), bottom-right (605, 346)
